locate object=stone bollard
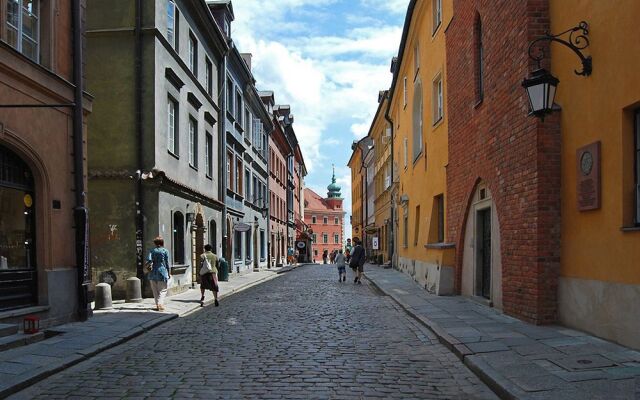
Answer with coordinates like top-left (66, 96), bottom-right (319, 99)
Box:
top-left (126, 277), bottom-right (143, 303)
top-left (94, 283), bottom-right (113, 310)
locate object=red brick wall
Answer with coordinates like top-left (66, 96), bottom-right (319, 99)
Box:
top-left (446, 0), bottom-right (561, 324)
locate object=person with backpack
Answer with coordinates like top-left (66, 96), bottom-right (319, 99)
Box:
top-left (349, 237), bottom-right (365, 284)
top-left (335, 249), bottom-right (346, 282)
top-left (199, 244), bottom-right (219, 307)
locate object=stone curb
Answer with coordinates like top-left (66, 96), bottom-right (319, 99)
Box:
top-left (364, 272), bottom-right (512, 400)
top-left (0, 271), bottom-right (285, 399)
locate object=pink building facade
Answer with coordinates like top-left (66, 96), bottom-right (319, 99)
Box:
top-left (304, 173), bottom-right (345, 262)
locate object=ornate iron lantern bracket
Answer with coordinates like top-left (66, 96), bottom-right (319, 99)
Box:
top-left (528, 21), bottom-right (592, 76)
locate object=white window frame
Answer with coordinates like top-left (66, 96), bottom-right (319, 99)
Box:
top-left (403, 138), bottom-right (408, 168)
top-left (334, 234), bottom-right (339, 244)
top-left (433, 0), bottom-right (442, 34)
top-left (188, 117), bottom-right (197, 167)
top-left (403, 76), bottom-right (408, 108)
top-left (188, 32), bottom-right (197, 76)
top-left (312, 216), bottom-right (317, 224)
top-left (167, 0), bottom-right (176, 47)
top-left (323, 233), bottom-right (328, 244)
top-left (167, 97), bottom-right (177, 154)
top-left (205, 132), bottom-right (212, 177)
top-left (205, 57), bottom-right (213, 96)
top-left (433, 74), bottom-right (444, 123)
top-left (414, 43), bottom-right (420, 78)
top-left (323, 216), bottom-right (328, 225)
top-left (334, 217), bottom-right (339, 225)
top-left (6, 0), bottom-right (40, 62)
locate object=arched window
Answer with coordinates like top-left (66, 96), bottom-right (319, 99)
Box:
top-left (475, 13), bottom-right (484, 101)
top-left (412, 81), bottom-right (423, 161)
top-left (209, 220), bottom-right (217, 254)
top-left (173, 211), bottom-right (185, 264)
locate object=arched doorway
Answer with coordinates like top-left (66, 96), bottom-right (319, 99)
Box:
top-left (0, 145), bottom-right (37, 310)
top-left (461, 183), bottom-right (503, 310)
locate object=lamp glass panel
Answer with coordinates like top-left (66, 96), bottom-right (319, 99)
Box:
top-left (527, 84), bottom-right (545, 112)
top-left (546, 83), bottom-right (557, 110)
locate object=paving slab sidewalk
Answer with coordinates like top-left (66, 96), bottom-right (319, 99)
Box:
top-left (364, 264), bottom-right (640, 400)
top-left (0, 266), bottom-right (298, 398)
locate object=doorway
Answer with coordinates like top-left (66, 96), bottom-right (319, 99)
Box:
top-left (475, 208), bottom-right (491, 299)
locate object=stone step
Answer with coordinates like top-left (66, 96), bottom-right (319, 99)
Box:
top-left (0, 323), bottom-right (18, 338)
top-left (0, 331), bottom-right (45, 352)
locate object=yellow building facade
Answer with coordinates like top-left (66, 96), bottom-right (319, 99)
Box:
top-left (387, 0), bottom-right (454, 293)
top-left (348, 141), bottom-right (363, 241)
top-left (550, 1), bottom-right (640, 348)
top-left (371, 94), bottom-right (392, 263)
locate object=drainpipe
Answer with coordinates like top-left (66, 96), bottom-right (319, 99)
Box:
top-left (219, 44), bottom-right (230, 262)
top-left (134, 0), bottom-right (145, 281)
top-left (72, 0), bottom-right (90, 321)
top-left (384, 94), bottom-right (395, 269)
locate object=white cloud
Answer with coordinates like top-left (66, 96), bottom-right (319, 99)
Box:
top-left (359, 0), bottom-right (409, 14)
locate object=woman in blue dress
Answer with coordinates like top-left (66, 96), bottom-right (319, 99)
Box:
top-left (146, 236), bottom-right (171, 311)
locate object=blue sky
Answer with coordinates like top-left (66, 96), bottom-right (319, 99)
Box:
top-left (231, 0), bottom-right (408, 237)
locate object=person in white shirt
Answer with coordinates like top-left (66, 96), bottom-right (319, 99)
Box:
top-left (335, 249), bottom-right (346, 282)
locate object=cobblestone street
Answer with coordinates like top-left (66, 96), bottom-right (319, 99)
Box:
top-left (12, 265), bottom-right (496, 399)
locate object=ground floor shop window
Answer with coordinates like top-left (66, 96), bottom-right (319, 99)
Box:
top-left (209, 220), bottom-right (217, 253)
top-left (173, 211), bottom-right (185, 264)
top-left (234, 229), bottom-right (242, 260)
top-left (0, 144), bottom-right (37, 309)
top-left (245, 228), bottom-right (252, 260)
top-left (260, 230), bottom-right (265, 260)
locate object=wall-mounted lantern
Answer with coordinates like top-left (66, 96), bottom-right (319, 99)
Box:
top-left (523, 21), bottom-right (592, 119)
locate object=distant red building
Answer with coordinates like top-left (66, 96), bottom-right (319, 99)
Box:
top-left (304, 171), bottom-right (345, 262)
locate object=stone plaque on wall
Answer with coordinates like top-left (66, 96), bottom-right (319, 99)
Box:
top-left (577, 141), bottom-right (601, 211)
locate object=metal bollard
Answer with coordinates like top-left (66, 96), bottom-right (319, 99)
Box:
top-left (94, 283), bottom-right (113, 310)
top-left (126, 277), bottom-right (143, 303)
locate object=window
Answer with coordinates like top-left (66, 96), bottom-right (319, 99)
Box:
top-left (635, 110), bottom-right (640, 225)
top-left (205, 57), bottom-right (213, 96)
top-left (433, 74), bottom-right (443, 123)
top-left (226, 150), bottom-right (233, 189)
top-left (244, 108), bottom-right (251, 140)
top-left (312, 216), bottom-right (317, 224)
top-left (414, 205), bottom-right (420, 246)
top-left (436, 194), bottom-right (445, 242)
top-left (226, 77), bottom-right (234, 117)
top-left (323, 233), bottom-right (328, 244)
top-left (475, 15), bottom-right (484, 101)
top-left (5, 0), bottom-right (39, 62)
top-left (234, 229), bottom-right (242, 260)
top-left (253, 175), bottom-right (258, 202)
top-left (334, 234), bottom-right (339, 244)
top-left (323, 216), bottom-right (328, 225)
top-left (245, 229), bottom-right (252, 260)
top-left (209, 220), bottom-right (217, 254)
top-left (314, 249), bottom-right (318, 256)
top-left (403, 213), bottom-right (408, 248)
top-left (205, 133), bottom-right (213, 177)
top-left (173, 211), bottom-right (185, 264)
top-left (403, 138), bottom-right (408, 168)
top-left (188, 32), bottom-right (197, 76)
top-left (167, 97), bottom-right (178, 155)
top-left (412, 82), bottom-right (423, 160)
top-left (403, 76), bottom-right (408, 107)
top-left (433, 0), bottom-right (442, 33)
top-left (189, 117), bottom-right (197, 167)
top-left (167, 0), bottom-right (176, 48)
top-left (260, 230), bottom-right (266, 260)
top-left (242, 170), bottom-right (248, 198)
top-left (236, 91), bottom-right (242, 122)
top-left (236, 159), bottom-right (243, 194)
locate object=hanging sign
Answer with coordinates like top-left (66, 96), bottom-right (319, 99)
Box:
top-left (234, 222), bottom-right (251, 232)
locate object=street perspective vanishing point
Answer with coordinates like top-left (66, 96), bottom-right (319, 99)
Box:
top-left (0, 0), bottom-right (639, 399)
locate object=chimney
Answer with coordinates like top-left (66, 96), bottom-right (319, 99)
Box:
top-left (241, 53), bottom-right (252, 71)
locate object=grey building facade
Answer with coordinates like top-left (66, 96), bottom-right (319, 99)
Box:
top-left (87, 0), bottom-right (227, 297)
top-left (209, 1), bottom-right (273, 274)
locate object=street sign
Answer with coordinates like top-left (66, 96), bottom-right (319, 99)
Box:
top-left (296, 241), bottom-right (306, 249)
top-left (234, 222), bottom-right (251, 232)
top-left (372, 236), bottom-right (379, 250)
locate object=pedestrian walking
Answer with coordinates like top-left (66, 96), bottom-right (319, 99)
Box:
top-left (329, 250), bottom-right (336, 264)
top-left (349, 237), bottom-right (365, 284)
top-left (146, 236), bottom-right (171, 311)
top-left (322, 249), bottom-right (328, 264)
top-left (335, 249), bottom-right (346, 282)
top-left (199, 244), bottom-right (219, 307)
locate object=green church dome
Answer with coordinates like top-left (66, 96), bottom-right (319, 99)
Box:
top-left (327, 165), bottom-right (341, 198)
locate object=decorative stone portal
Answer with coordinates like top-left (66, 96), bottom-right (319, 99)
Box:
top-left (461, 183), bottom-right (503, 310)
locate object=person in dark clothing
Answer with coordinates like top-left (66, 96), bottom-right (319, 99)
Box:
top-left (349, 237), bottom-right (365, 284)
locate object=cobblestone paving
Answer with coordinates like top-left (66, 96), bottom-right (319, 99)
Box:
top-left (12, 265), bottom-right (497, 399)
